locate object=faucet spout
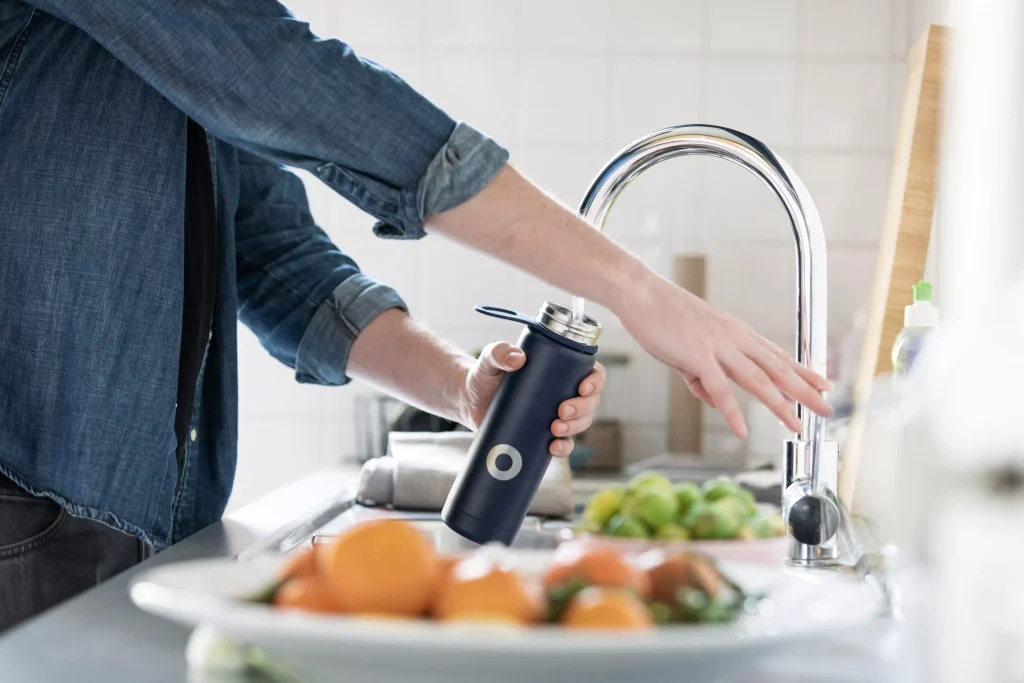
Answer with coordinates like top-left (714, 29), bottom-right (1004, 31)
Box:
top-left (576, 124), bottom-right (840, 566)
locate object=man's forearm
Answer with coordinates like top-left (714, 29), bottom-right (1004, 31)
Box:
top-left (425, 165), bottom-right (656, 316)
top-left (346, 309), bottom-right (470, 424)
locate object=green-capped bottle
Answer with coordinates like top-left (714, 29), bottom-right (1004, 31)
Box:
top-left (892, 281), bottom-right (939, 378)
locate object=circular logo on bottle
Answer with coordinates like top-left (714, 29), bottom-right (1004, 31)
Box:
top-left (485, 444), bottom-right (523, 481)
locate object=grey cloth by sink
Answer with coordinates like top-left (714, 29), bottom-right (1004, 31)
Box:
top-left (356, 432), bottom-right (574, 518)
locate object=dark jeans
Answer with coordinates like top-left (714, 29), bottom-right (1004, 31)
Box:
top-left (0, 473), bottom-right (152, 633)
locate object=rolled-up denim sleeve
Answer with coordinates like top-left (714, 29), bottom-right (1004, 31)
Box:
top-left (27, 0), bottom-right (509, 238)
top-left (235, 151), bottom-right (406, 386)
top-left (369, 121), bottom-right (509, 240)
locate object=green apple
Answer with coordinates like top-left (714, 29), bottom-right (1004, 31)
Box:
top-left (605, 513), bottom-right (650, 539)
top-left (582, 486), bottom-right (625, 527)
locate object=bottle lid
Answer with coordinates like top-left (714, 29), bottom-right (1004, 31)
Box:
top-left (906, 281), bottom-right (939, 328)
top-left (912, 281), bottom-right (933, 302)
top-left (537, 302), bottom-right (601, 346)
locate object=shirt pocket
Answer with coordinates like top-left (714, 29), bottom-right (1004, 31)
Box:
top-left (0, 7), bottom-right (36, 111)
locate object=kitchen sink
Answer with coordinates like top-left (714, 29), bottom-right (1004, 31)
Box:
top-left (236, 496), bottom-right (570, 562)
top-left (310, 505), bottom-right (567, 554)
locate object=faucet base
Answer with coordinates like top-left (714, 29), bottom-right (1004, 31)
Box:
top-left (787, 539), bottom-right (841, 567)
top-left (783, 439), bottom-right (842, 566)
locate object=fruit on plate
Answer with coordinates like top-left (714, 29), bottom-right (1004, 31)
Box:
top-left (274, 576), bottom-right (344, 614)
top-left (255, 519), bottom-right (747, 628)
top-left (752, 506), bottom-right (788, 539)
top-left (319, 518), bottom-right (439, 617)
top-left (561, 587), bottom-right (655, 631)
top-left (543, 541), bottom-right (650, 598)
top-left (690, 499), bottom-right (743, 540)
top-left (433, 555), bottom-right (544, 625)
top-left (636, 548), bottom-right (744, 624)
top-left (276, 547), bottom-right (317, 583)
top-left (640, 548), bottom-right (725, 600)
top-left (702, 478), bottom-right (757, 517)
top-left (582, 486), bottom-right (625, 527)
top-left (627, 471), bottom-right (673, 495)
top-left (605, 513), bottom-right (648, 539)
top-left (434, 554), bottom-right (460, 593)
top-left (673, 482), bottom-right (702, 519)
top-left (622, 486), bottom-right (678, 529)
top-left (577, 471), bottom-right (786, 542)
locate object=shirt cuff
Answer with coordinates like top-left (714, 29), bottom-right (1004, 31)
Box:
top-left (372, 121), bottom-right (510, 240)
top-left (294, 273), bottom-right (407, 385)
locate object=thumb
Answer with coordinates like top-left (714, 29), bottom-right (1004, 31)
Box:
top-left (478, 342), bottom-right (525, 376)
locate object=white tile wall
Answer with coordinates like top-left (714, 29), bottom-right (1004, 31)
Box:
top-left (520, 55), bottom-right (610, 144)
top-left (519, 0), bottom-right (611, 55)
top-left (797, 0), bottom-right (892, 57)
top-left (699, 153), bottom-right (795, 243)
top-left (796, 62), bottom-right (894, 149)
top-left (707, 0), bottom-right (797, 55)
top-left (890, 0), bottom-right (910, 57)
top-left (230, 0), bottom-right (913, 509)
top-left (427, 0), bottom-right (522, 50)
top-left (795, 153), bottom-right (892, 245)
top-left (424, 54), bottom-right (522, 144)
top-left (608, 57), bottom-right (701, 142)
top-left (703, 60), bottom-right (796, 149)
top-left (611, 0), bottom-right (704, 56)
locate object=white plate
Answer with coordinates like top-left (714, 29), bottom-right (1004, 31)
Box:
top-left (130, 551), bottom-right (884, 683)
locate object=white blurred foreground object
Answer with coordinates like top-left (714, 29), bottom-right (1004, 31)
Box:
top-left (186, 624), bottom-right (302, 683)
top-left (890, 283), bottom-right (1024, 683)
top-left (874, 0), bottom-right (1024, 675)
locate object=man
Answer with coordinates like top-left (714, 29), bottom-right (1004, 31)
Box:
top-left (0, 1), bottom-right (832, 630)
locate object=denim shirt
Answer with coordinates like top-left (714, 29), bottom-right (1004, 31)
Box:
top-left (0, 1), bottom-right (508, 548)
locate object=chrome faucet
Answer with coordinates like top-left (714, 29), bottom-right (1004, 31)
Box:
top-left (574, 125), bottom-right (841, 566)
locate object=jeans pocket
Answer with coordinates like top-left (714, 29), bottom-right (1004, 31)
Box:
top-left (0, 493), bottom-right (66, 559)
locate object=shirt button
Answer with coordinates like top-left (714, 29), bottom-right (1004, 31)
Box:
top-left (190, 429), bottom-right (197, 442)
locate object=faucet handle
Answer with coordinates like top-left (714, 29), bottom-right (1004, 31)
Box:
top-left (786, 489), bottom-right (841, 546)
top-left (782, 439), bottom-right (842, 566)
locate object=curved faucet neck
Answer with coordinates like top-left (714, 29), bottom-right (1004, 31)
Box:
top-left (575, 125), bottom-right (828, 444)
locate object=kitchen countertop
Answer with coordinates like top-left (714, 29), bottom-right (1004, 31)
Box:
top-left (0, 464), bottom-right (904, 683)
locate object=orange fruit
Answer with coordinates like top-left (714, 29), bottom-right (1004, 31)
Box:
top-left (542, 541), bottom-right (650, 598)
top-left (439, 611), bottom-right (530, 626)
top-left (433, 555), bottom-right (543, 625)
top-left (434, 555), bottom-right (460, 594)
top-left (277, 546), bottom-right (318, 583)
top-left (320, 519), bottom-right (438, 617)
top-left (274, 576), bottom-right (343, 614)
top-left (561, 587), bottom-right (655, 630)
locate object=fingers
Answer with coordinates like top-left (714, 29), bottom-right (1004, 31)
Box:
top-left (552, 363), bottom-right (604, 437)
top-left (745, 337), bottom-right (833, 417)
top-left (720, 348), bottom-right (802, 433)
top-left (552, 414), bottom-right (594, 438)
top-left (477, 342), bottom-right (525, 376)
top-left (549, 437), bottom-right (575, 457)
top-left (681, 371), bottom-right (716, 408)
top-left (748, 346), bottom-right (833, 418)
top-left (695, 358), bottom-right (748, 438)
top-left (558, 394), bottom-right (599, 421)
top-left (757, 337), bottom-right (832, 393)
top-left (578, 362), bottom-right (607, 397)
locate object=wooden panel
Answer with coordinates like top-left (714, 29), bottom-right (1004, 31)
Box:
top-left (668, 255), bottom-right (706, 455)
top-left (838, 25), bottom-right (947, 511)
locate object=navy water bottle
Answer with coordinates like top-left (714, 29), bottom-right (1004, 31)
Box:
top-left (442, 302), bottom-right (601, 546)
